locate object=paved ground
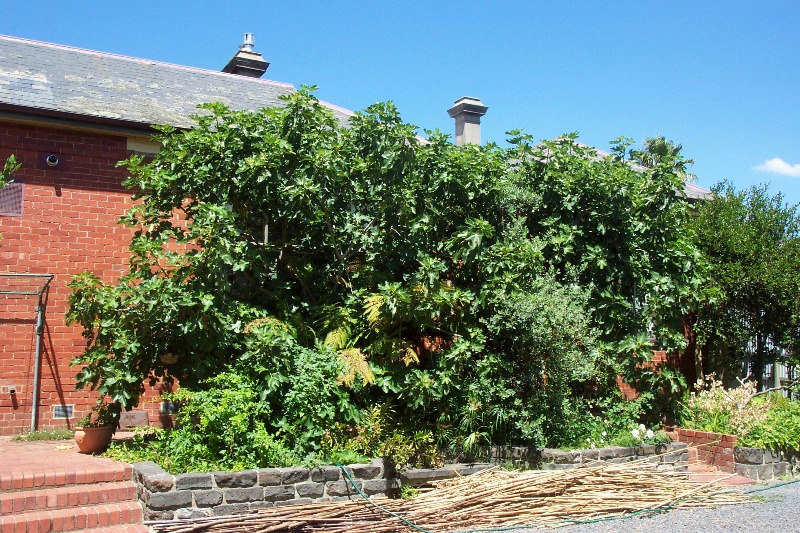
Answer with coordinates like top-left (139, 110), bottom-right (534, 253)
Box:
top-left (0, 435), bottom-right (128, 483)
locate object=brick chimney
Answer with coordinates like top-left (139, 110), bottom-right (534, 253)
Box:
top-left (447, 96), bottom-right (488, 146)
top-left (222, 33), bottom-right (269, 78)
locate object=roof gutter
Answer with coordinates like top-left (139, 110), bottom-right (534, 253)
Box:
top-left (0, 102), bottom-right (172, 138)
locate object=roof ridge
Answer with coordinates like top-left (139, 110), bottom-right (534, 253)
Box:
top-left (0, 33), bottom-right (295, 90)
top-left (318, 100), bottom-right (355, 118)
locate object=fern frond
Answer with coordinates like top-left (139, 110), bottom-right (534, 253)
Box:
top-left (363, 294), bottom-right (386, 327)
top-left (337, 348), bottom-right (375, 387)
top-left (324, 327), bottom-right (350, 351)
top-left (243, 317), bottom-right (290, 334)
top-left (402, 345), bottom-right (420, 366)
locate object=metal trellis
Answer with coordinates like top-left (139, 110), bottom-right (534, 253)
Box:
top-left (0, 273), bottom-right (54, 431)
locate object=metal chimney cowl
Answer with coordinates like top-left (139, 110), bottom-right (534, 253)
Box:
top-left (240, 33), bottom-right (255, 52)
top-left (222, 33), bottom-right (269, 78)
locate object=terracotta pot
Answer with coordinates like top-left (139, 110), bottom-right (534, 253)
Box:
top-left (74, 425), bottom-right (115, 454)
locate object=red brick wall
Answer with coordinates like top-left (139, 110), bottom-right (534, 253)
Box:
top-left (675, 428), bottom-right (737, 473)
top-left (617, 350), bottom-right (668, 400)
top-left (617, 350), bottom-right (696, 400)
top-left (0, 121), bottom-right (155, 434)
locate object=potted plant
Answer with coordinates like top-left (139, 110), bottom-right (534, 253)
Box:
top-left (74, 401), bottom-right (119, 454)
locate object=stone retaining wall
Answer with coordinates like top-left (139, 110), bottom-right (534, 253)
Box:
top-left (133, 459), bottom-right (398, 521)
top-left (134, 443), bottom-right (690, 519)
top-left (447, 443), bottom-right (689, 471)
top-left (403, 443), bottom-right (689, 486)
top-left (734, 447), bottom-right (800, 481)
top-left (538, 443), bottom-right (688, 470)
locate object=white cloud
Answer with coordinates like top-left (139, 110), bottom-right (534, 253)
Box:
top-left (753, 157), bottom-right (800, 178)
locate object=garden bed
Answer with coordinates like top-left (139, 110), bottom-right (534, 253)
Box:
top-left (135, 443), bottom-right (690, 520)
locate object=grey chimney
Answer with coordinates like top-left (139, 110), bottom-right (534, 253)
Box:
top-left (447, 97), bottom-right (488, 146)
top-left (222, 33), bottom-right (269, 78)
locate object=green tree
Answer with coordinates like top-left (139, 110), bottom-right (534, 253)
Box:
top-left (630, 135), bottom-right (696, 181)
top-left (67, 89), bottom-right (703, 451)
top-left (692, 182), bottom-right (800, 388)
top-left (500, 133), bottom-right (706, 417)
top-left (507, 135), bottom-right (703, 343)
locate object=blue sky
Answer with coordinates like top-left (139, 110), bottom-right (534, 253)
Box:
top-left (2, 1), bottom-right (798, 205)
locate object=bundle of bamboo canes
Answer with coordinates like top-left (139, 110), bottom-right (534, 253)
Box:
top-left (148, 457), bottom-right (749, 533)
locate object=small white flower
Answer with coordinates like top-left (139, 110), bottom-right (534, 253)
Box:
top-left (646, 429), bottom-right (654, 439)
top-left (590, 443), bottom-right (596, 449)
top-left (631, 428), bottom-right (640, 439)
top-left (600, 439), bottom-right (605, 444)
top-left (601, 431), bottom-right (607, 437)
top-left (639, 424), bottom-right (646, 433)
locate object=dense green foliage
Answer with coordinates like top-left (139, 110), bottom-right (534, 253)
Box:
top-left (320, 404), bottom-right (442, 469)
top-left (106, 372), bottom-right (300, 472)
top-left (739, 396), bottom-right (800, 450)
top-left (691, 183), bottom-right (800, 386)
top-left (69, 88), bottom-right (704, 463)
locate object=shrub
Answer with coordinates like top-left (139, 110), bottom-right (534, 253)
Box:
top-left (320, 405), bottom-right (442, 469)
top-left (681, 374), bottom-right (768, 436)
top-left (738, 396), bottom-right (800, 450)
top-left (67, 90), bottom-right (702, 459)
top-left (106, 372), bottom-right (299, 473)
top-left (682, 374), bottom-right (800, 451)
top-left (564, 392), bottom-right (669, 450)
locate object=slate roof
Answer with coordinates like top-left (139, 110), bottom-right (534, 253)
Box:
top-left (681, 181), bottom-right (713, 201)
top-left (0, 34), bottom-right (353, 131)
top-left (580, 142), bottom-right (713, 202)
top-left (0, 34), bottom-right (711, 201)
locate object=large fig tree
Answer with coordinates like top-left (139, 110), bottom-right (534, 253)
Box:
top-left (68, 88), bottom-right (702, 448)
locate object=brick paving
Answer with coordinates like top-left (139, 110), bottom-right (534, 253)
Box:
top-left (0, 436), bottom-right (146, 532)
top-left (687, 462), bottom-right (756, 486)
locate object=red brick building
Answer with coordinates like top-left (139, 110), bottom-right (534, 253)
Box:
top-left (0, 34), bottom-right (352, 434)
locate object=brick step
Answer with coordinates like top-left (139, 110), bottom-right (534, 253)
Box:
top-left (0, 463), bottom-right (132, 492)
top-left (78, 526), bottom-right (149, 533)
top-left (0, 480), bottom-right (137, 515)
top-left (0, 500), bottom-right (143, 532)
